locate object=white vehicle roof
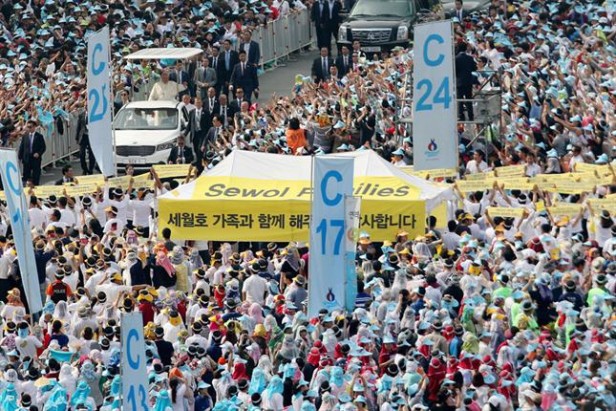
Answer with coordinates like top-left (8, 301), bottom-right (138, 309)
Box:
top-left (124, 48), bottom-right (203, 60)
top-left (121, 100), bottom-right (181, 109)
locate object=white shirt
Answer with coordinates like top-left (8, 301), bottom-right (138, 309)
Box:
top-left (0, 251), bottom-right (16, 280)
top-left (466, 159), bottom-right (489, 174)
top-left (242, 274), bottom-right (268, 305)
top-left (129, 198), bottom-right (154, 228)
top-left (97, 283), bottom-right (131, 305)
top-left (15, 335), bottom-right (42, 359)
top-left (106, 192), bottom-right (130, 223)
top-left (59, 208), bottom-right (76, 227)
top-left (29, 207), bottom-right (48, 229)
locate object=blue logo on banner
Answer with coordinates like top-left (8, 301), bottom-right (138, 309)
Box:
top-left (426, 139), bottom-right (440, 158)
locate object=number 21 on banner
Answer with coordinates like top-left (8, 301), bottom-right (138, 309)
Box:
top-left (415, 33), bottom-right (452, 111)
top-left (89, 42), bottom-right (109, 123)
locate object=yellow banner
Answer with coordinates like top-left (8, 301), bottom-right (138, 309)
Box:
top-left (159, 198), bottom-right (425, 242)
top-left (107, 175), bottom-right (132, 189)
top-left (486, 207), bottom-right (525, 218)
top-left (464, 171), bottom-right (495, 180)
top-left (574, 163), bottom-right (611, 174)
top-left (548, 204), bottom-right (583, 217)
top-left (456, 180), bottom-right (490, 193)
top-left (74, 174), bottom-right (105, 186)
top-left (159, 176), bottom-right (426, 241)
top-left (0, 191), bottom-right (5, 200)
top-left (499, 177), bottom-right (534, 190)
top-left (133, 173), bottom-right (154, 189)
top-left (495, 165), bottom-right (525, 178)
top-left (588, 198), bottom-right (616, 214)
top-left (65, 183), bottom-right (100, 197)
top-left (153, 164), bottom-right (193, 178)
top-left (33, 185), bottom-right (64, 198)
top-left (543, 180), bottom-right (597, 194)
top-left (412, 168), bottom-right (458, 179)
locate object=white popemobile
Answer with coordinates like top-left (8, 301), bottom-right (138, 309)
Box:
top-left (114, 100), bottom-right (188, 168)
top-left (114, 48), bottom-right (202, 169)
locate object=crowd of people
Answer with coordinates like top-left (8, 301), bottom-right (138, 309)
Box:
top-left (0, 0), bottom-right (307, 150)
top-left (0, 0), bottom-right (615, 411)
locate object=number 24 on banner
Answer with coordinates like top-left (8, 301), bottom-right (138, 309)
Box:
top-left (415, 33), bottom-right (452, 111)
top-left (315, 170), bottom-right (345, 256)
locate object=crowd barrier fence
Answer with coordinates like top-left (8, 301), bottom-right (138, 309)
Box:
top-left (252, 8), bottom-right (314, 69)
top-left (38, 111), bottom-right (80, 169)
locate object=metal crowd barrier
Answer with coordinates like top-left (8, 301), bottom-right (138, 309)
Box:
top-left (39, 111), bottom-right (80, 169)
top-left (253, 8), bottom-right (314, 69)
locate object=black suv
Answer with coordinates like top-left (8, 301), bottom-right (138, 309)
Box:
top-left (337, 0), bottom-right (442, 53)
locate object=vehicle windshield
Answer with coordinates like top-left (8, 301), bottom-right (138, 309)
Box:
top-left (351, 0), bottom-right (413, 18)
top-left (114, 107), bottom-right (178, 130)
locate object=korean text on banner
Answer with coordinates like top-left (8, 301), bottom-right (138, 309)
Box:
top-left (158, 176), bottom-right (425, 242)
top-left (87, 27), bottom-right (114, 177)
top-left (121, 313), bottom-right (150, 411)
top-left (308, 158), bottom-right (354, 317)
top-left (0, 150), bottom-right (43, 313)
top-left (412, 20), bottom-right (457, 171)
top-left (344, 196), bottom-right (361, 312)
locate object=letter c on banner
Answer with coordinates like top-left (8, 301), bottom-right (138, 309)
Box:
top-left (423, 34), bottom-right (444, 67)
top-left (92, 43), bottom-right (105, 75)
top-left (5, 161), bottom-right (20, 195)
top-left (127, 329), bottom-right (140, 369)
top-left (321, 170), bottom-right (342, 206)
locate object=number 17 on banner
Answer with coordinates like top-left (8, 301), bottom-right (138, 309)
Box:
top-left (308, 158), bottom-right (354, 317)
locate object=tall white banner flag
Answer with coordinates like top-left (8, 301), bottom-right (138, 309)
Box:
top-left (344, 196), bottom-right (361, 312)
top-left (87, 27), bottom-right (115, 176)
top-left (308, 157), bottom-right (354, 317)
top-left (0, 150), bottom-right (43, 313)
top-left (121, 313), bottom-right (150, 411)
top-left (412, 21), bottom-right (458, 171)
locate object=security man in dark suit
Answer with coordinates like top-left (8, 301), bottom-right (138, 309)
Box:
top-left (17, 120), bottom-right (46, 185)
top-left (239, 31), bottom-right (261, 68)
top-left (202, 115), bottom-right (223, 154)
top-left (55, 165), bottom-right (75, 185)
top-left (335, 45), bottom-right (352, 76)
top-left (75, 110), bottom-right (96, 175)
top-left (455, 43), bottom-right (477, 121)
top-left (229, 87), bottom-right (246, 113)
top-left (187, 98), bottom-right (210, 161)
top-left (221, 39), bottom-right (240, 97)
top-left (217, 94), bottom-right (232, 128)
top-left (311, 47), bottom-right (333, 83)
top-left (312, 0), bottom-right (340, 53)
top-left (324, 0), bottom-right (342, 52)
top-left (203, 87), bottom-right (218, 123)
top-left (229, 50), bottom-right (259, 102)
top-left (169, 61), bottom-right (190, 98)
top-left (209, 46), bottom-right (227, 96)
top-left (167, 135), bottom-right (194, 164)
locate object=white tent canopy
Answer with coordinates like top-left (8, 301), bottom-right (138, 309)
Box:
top-left (169, 150), bottom-right (452, 211)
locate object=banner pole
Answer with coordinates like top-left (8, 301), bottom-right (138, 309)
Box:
top-left (108, 35), bottom-right (118, 177)
top-left (307, 153), bottom-right (314, 311)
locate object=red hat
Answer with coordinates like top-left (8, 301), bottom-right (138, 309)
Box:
top-left (307, 348), bottom-right (320, 366)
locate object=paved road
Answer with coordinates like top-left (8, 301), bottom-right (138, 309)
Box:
top-left (40, 49), bottom-right (320, 185)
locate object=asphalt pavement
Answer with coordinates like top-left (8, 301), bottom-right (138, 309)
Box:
top-left (40, 48), bottom-right (320, 185)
